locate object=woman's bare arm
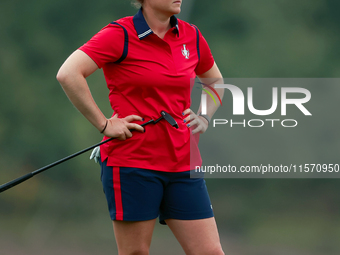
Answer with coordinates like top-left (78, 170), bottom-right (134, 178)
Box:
top-left (57, 50), bottom-right (144, 140)
top-left (183, 62), bottom-right (224, 134)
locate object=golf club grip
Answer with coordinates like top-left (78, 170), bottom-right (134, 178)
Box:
top-left (0, 172), bottom-right (34, 193)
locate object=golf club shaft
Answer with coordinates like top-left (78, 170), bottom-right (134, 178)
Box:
top-left (0, 119), bottom-right (157, 193)
top-left (0, 173), bottom-right (34, 192)
top-left (0, 137), bottom-right (115, 193)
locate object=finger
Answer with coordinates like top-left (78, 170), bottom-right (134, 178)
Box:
top-left (124, 115), bottom-right (143, 123)
top-left (186, 114), bottom-right (198, 124)
top-left (126, 123), bottom-right (144, 132)
top-left (116, 131), bottom-right (127, 141)
top-left (183, 109), bottom-right (195, 123)
top-left (182, 108), bottom-right (192, 117)
top-left (186, 118), bottom-right (199, 128)
top-left (112, 113), bottom-right (119, 119)
top-left (124, 127), bottom-right (133, 138)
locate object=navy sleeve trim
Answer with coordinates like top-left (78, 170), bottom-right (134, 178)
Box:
top-left (110, 22), bottom-right (129, 63)
top-left (190, 24), bottom-right (200, 61)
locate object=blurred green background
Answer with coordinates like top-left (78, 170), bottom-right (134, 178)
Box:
top-left (1, 0), bottom-right (340, 254)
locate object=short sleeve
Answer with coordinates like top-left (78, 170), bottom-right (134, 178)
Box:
top-left (79, 24), bottom-right (125, 69)
top-left (194, 28), bottom-right (215, 76)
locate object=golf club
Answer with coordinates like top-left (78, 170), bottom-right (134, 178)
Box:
top-left (0, 110), bottom-right (178, 193)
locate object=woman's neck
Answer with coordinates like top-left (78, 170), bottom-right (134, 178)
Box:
top-left (142, 7), bottom-right (171, 39)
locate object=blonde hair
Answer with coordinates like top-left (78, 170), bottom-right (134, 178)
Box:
top-left (132, 0), bottom-right (143, 8)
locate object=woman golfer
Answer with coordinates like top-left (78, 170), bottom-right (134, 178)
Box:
top-left (57, 0), bottom-right (224, 254)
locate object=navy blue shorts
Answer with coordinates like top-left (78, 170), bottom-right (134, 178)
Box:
top-left (100, 160), bottom-right (214, 224)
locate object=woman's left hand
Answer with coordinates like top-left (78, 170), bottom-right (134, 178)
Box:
top-left (183, 108), bottom-right (209, 134)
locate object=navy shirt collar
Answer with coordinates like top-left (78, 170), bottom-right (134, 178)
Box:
top-left (133, 8), bottom-right (179, 40)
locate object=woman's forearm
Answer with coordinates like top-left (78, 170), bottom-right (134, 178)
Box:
top-left (56, 50), bottom-right (107, 132)
top-left (197, 62), bottom-right (224, 120)
top-left (197, 86), bottom-right (224, 119)
top-left (57, 73), bottom-right (107, 132)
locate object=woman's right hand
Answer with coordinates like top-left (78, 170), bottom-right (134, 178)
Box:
top-left (102, 114), bottom-right (144, 140)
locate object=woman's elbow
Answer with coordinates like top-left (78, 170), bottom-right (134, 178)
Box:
top-left (217, 88), bottom-right (224, 98)
top-left (56, 65), bottom-right (79, 88)
top-left (57, 64), bottom-right (74, 85)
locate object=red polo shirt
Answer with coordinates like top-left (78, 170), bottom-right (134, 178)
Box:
top-left (79, 9), bottom-right (214, 171)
